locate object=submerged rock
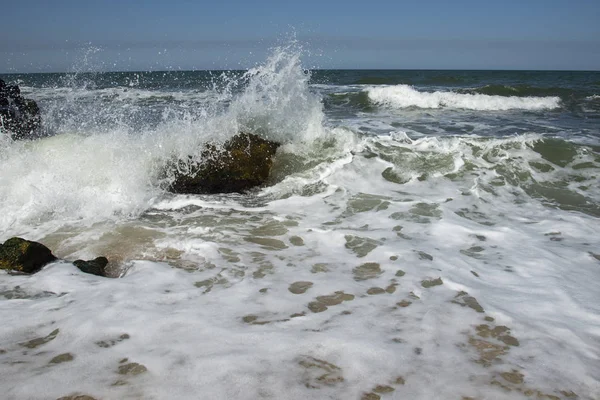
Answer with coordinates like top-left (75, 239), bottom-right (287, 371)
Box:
top-left (72, 257), bottom-right (109, 277)
top-left (0, 237), bottom-right (57, 273)
top-left (168, 132), bottom-right (280, 194)
top-left (57, 395), bottom-right (98, 400)
top-left (0, 79), bottom-right (42, 140)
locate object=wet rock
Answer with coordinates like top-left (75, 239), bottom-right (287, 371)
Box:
top-left (345, 235), bottom-right (381, 257)
top-left (72, 257), bottom-right (108, 277)
top-left (20, 328), bottom-right (60, 349)
top-left (475, 324), bottom-right (519, 346)
top-left (95, 333), bottom-right (130, 348)
top-left (242, 315), bottom-right (259, 324)
top-left (397, 300), bottom-right (412, 308)
top-left (0, 79), bottom-right (42, 140)
top-left (385, 283), bottom-right (397, 293)
top-left (352, 262), bottom-right (382, 281)
top-left (289, 236), bottom-right (305, 246)
top-left (0, 237), bottom-right (57, 274)
top-left (421, 277), bottom-right (443, 288)
top-left (297, 356), bottom-right (344, 388)
top-left (469, 337), bottom-right (508, 366)
top-left (373, 385), bottom-right (395, 393)
top-left (452, 291), bottom-right (484, 313)
top-left (288, 281), bottom-right (313, 294)
top-left (117, 362), bottom-right (147, 376)
top-left (311, 263), bottom-right (329, 273)
top-left (367, 287), bottom-right (385, 295)
top-left (500, 370), bottom-right (524, 384)
top-left (49, 353), bottom-right (74, 364)
top-left (361, 393), bottom-right (380, 400)
top-left (308, 291), bottom-right (355, 313)
top-left (168, 132), bottom-right (280, 194)
top-left (244, 237), bottom-right (288, 250)
top-left (316, 291), bottom-right (355, 306)
top-left (308, 301), bottom-right (328, 313)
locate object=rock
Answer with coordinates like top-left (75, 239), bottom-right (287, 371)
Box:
top-left (73, 257), bottom-right (108, 277)
top-left (168, 132), bottom-right (280, 194)
top-left (49, 352), bottom-right (74, 364)
top-left (0, 78), bottom-right (42, 140)
top-left (117, 362), bottom-right (148, 375)
top-left (57, 395), bottom-right (98, 400)
top-left (0, 237), bottom-right (57, 274)
top-left (0, 237), bottom-right (110, 277)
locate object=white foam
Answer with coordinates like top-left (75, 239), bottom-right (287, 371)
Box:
top-left (367, 84), bottom-right (561, 110)
top-left (0, 133), bottom-right (160, 236)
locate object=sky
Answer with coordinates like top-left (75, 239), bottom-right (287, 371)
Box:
top-left (1, 0), bottom-right (599, 73)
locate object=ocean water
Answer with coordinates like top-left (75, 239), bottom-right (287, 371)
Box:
top-left (1, 46), bottom-right (599, 400)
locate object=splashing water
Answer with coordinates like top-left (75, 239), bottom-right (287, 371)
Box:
top-left (0, 44), bottom-right (346, 235)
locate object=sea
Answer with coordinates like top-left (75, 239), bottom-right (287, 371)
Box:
top-left (1, 45), bottom-right (599, 400)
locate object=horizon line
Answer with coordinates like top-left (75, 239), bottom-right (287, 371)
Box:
top-left (2, 67), bottom-right (600, 75)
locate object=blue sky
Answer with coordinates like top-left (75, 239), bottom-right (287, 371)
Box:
top-left (1, 0), bottom-right (599, 72)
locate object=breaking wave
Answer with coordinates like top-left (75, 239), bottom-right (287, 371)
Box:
top-left (367, 84), bottom-right (561, 111)
top-left (456, 84), bottom-right (577, 98)
top-left (0, 43), bottom-right (347, 233)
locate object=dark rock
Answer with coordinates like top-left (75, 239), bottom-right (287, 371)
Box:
top-left (57, 395), bottom-right (98, 400)
top-left (73, 257), bottom-right (109, 277)
top-left (168, 132), bottom-right (280, 194)
top-left (0, 78), bottom-right (42, 140)
top-left (0, 237), bottom-right (57, 274)
top-left (0, 236), bottom-right (111, 277)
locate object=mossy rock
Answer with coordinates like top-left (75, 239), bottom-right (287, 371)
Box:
top-left (0, 237), bottom-right (57, 274)
top-left (168, 132), bottom-right (280, 194)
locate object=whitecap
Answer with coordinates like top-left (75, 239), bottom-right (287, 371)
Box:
top-left (367, 84), bottom-right (561, 110)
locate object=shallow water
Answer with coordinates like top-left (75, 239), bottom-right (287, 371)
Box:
top-left (1, 46), bottom-right (599, 399)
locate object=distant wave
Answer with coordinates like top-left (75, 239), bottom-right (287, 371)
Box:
top-left (367, 84), bottom-right (561, 111)
top-left (422, 75), bottom-right (466, 84)
top-left (353, 75), bottom-right (464, 85)
top-left (354, 77), bottom-right (407, 85)
top-left (457, 84), bottom-right (577, 98)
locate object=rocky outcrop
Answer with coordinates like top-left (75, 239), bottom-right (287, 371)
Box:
top-left (73, 257), bottom-right (109, 277)
top-left (0, 237), bottom-right (57, 273)
top-left (168, 132), bottom-right (280, 194)
top-left (0, 237), bottom-right (110, 277)
top-left (0, 78), bottom-right (42, 140)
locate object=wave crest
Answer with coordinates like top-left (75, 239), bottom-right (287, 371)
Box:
top-left (367, 84), bottom-right (561, 111)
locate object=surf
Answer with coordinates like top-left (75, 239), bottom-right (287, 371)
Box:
top-left (366, 84), bottom-right (561, 110)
